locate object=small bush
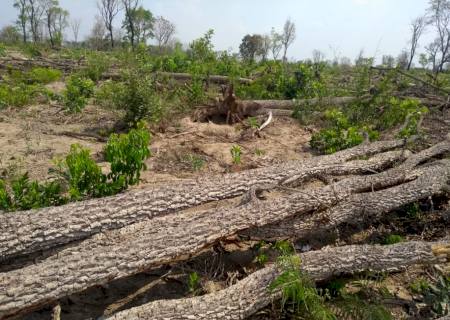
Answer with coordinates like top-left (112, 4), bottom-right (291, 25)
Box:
top-left (230, 145), bottom-right (242, 165)
top-left (0, 83), bottom-right (41, 109)
top-left (310, 109), bottom-right (379, 154)
top-left (382, 234), bottom-right (404, 245)
top-left (63, 75), bottom-right (95, 112)
top-left (94, 80), bottom-right (125, 109)
top-left (104, 121), bottom-right (151, 189)
top-left (28, 67), bottom-right (62, 84)
top-left (0, 173), bottom-right (66, 212)
top-left (80, 52), bottom-right (112, 82)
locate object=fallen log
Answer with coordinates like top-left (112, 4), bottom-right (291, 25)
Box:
top-left (0, 155), bottom-right (448, 319)
top-left (0, 138), bottom-right (412, 261)
top-left (107, 241), bottom-right (450, 320)
top-left (241, 159), bottom-right (450, 240)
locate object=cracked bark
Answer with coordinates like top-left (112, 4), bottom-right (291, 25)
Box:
top-left (0, 153), bottom-right (448, 319)
top-left (106, 242), bottom-right (450, 320)
top-left (0, 138), bottom-right (414, 261)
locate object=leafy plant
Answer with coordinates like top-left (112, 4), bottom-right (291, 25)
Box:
top-left (188, 272), bottom-right (201, 295)
top-left (270, 253), bottom-right (335, 320)
top-left (230, 145), bottom-right (242, 165)
top-left (421, 275), bottom-right (449, 316)
top-left (63, 75), bottom-right (95, 112)
top-left (0, 173), bottom-right (66, 212)
top-left (409, 278), bottom-right (430, 294)
top-left (183, 154), bottom-right (205, 171)
top-left (104, 121), bottom-right (151, 189)
top-left (247, 117), bottom-right (260, 129)
top-left (382, 234), bottom-right (404, 245)
top-left (28, 67), bottom-right (62, 84)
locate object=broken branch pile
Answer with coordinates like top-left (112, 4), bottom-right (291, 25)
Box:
top-left (0, 136), bottom-right (449, 319)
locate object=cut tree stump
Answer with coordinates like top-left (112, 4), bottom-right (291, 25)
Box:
top-left (106, 241), bottom-right (450, 320)
top-left (0, 138), bottom-right (415, 261)
top-left (0, 150), bottom-right (448, 319)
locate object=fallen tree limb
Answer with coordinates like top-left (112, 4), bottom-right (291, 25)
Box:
top-left (0, 155), bottom-right (448, 319)
top-left (0, 138), bottom-right (413, 261)
top-left (106, 241), bottom-right (450, 320)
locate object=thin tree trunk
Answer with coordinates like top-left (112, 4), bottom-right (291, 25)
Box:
top-left (107, 241), bottom-right (449, 320)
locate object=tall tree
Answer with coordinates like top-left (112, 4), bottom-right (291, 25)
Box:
top-left (70, 18), bottom-right (81, 43)
top-left (13, 0), bottom-right (28, 43)
top-left (281, 18), bottom-right (296, 62)
top-left (427, 0), bottom-right (450, 75)
top-left (27, 0), bottom-right (45, 42)
top-left (98, 0), bottom-right (121, 48)
top-left (407, 16), bottom-right (426, 70)
top-left (121, 0), bottom-right (139, 48)
top-left (260, 34), bottom-right (271, 61)
top-left (131, 7), bottom-right (154, 45)
top-left (270, 27), bottom-right (283, 60)
top-left (0, 25), bottom-right (21, 43)
top-left (42, 0), bottom-right (68, 47)
top-left (153, 16), bottom-right (175, 52)
top-left (239, 34), bottom-right (264, 62)
top-left (88, 15), bottom-right (107, 50)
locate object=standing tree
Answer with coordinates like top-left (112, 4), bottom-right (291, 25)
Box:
top-left (0, 25), bottom-right (21, 43)
top-left (396, 50), bottom-right (410, 69)
top-left (70, 18), bottom-right (81, 43)
top-left (419, 53), bottom-right (430, 69)
top-left (381, 55), bottom-right (395, 68)
top-left (121, 0), bottom-right (139, 48)
top-left (42, 0), bottom-right (68, 47)
top-left (425, 38), bottom-right (440, 72)
top-left (239, 34), bottom-right (264, 62)
top-left (88, 15), bottom-right (107, 50)
top-left (260, 35), bottom-right (271, 61)
top-left (131, 7), bottom-right (154, 45)
top-left (427, 0), bottom-right (450, 75)
top-left (13, 0), bottom-right (28, 43)
top-left (27, 0), bottom-right (45, 43)
top-left (407, 16), bottom-right (426, 70)
top-left (270, 27), bottom-right (283, 60)
top-left (153, 16), bottom-right (175, 53)
top-left (281, 18), bottom-right (296, 62)
top-left (98, 0), bottom-right (121, 48)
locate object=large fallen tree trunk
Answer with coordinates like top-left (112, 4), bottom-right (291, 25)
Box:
top-left (0, 153), bottom-right (448, 319)
top-left (107, 241), bottom-right (450, 320)
top-left (241, 159), bottom-right (450, 240)
top-left (0, 138), bottom-right (414, 261)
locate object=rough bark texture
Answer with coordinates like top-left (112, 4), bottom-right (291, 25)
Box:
top-left (0, 139), bottom-right (411, 261)
top-left (242, 159), bottom-right (450, 240)
top-left (106, 242), bottom-right (449, 320)
top-left (0, 155), bottom-right (447, 319)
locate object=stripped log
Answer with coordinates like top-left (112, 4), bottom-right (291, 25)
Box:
top-left (107, 241), bottom-right (450, 320)
top-left (0, 155), bottom-right (448, 319)
top-left (0, 138), bottom-right (413, 261)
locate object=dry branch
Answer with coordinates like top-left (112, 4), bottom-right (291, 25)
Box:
top-left (0, 153), bottom-right (448, 319)
top-left (107, 241), bottom-right (450, 320)
top-left (0, 139), bottom-right (412, 261)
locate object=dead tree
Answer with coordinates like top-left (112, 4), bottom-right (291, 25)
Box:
top-left (407, 16), bottom-right (426, 70)
top-left (98, 0), bottom-right (121, 48)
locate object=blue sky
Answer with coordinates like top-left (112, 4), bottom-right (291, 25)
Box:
top-left (0, 0), bottom-right (434, 61)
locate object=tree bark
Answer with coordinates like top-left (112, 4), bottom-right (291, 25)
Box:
top-left (241, 159), bottom-right (450, 240)
top-left (106, 241), bottom-right (449, 320)
top-left (0, 138), bottom-right (413, 261)
top-left (0, 155), bottom-right (448, 319)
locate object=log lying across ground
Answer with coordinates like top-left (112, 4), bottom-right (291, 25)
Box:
top-left (0, 145), bottom-right (449, 319)
top-left (0, 138), bottom-right (414, 261)
top-left (107, 241), bottom-right (450, 320)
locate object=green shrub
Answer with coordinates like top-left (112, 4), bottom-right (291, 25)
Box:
top-left (104, 121), bottom-right (151, 189)
top-left (0, 173), bottom-right (66, 212)
top-left (94, 80), bottom-right (125, 109)
top-left (270, 254), bottom-right (335, 320)
top-left (188, 272), bottom-right (201, 295)
top-left (116, 70), bottom-right (166, 127)
top-left (230, 145), bottom-right (242, 165)
top-left (63, 75), bottom-right (95, 112)
top-left (80, 52), bottom-right (112, 82)
top-left (310, 110), bottom-right (379, 154)
top-left (63, 144), bottom-right (105, 200)
top-left (0, 83), bottom-right (40, 109)
top-left (382, 234), bottom-right (404, 245)
top-left (28, 67), bottom-right (62, 84)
